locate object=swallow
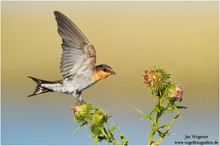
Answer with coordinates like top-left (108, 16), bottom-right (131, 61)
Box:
top-left (28, 11), bottom-right (116, 103)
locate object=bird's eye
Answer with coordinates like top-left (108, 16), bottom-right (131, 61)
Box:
top-left (103, 69), bottom-right (108, 72)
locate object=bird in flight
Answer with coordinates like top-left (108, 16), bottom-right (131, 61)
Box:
top-left (28, 11), bottom-right (116, 103)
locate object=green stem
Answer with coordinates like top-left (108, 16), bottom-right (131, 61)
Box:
top-left (148, 120), bottom-right (156, 145)
top-left (100, 127), bottom-right (120, 145)
top-left (148, 97), bottom-right (180, 146)
top-left (148, 98), bottom-right (163, 145)
top-left (153, 114), bottom-right (180, 145)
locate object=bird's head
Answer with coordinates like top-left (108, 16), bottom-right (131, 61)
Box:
top-left (93, 64), bottom-right (116, 82)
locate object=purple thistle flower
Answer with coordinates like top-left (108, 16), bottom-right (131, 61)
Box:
top-left (169, 85), bottom-right (183, 101)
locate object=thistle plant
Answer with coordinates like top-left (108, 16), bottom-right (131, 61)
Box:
top-left (72, 102), bottom-right (128, 145)
top-left (134, 67), bottom-right (186, 145)
top-left (72, 67), bottom-right (185, 145)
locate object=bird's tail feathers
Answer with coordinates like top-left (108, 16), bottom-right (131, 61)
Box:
top-left (28, 76), bottom-right (53, 97)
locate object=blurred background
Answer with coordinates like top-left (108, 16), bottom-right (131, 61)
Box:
top-left (2, 1), bottom-right (218, 145)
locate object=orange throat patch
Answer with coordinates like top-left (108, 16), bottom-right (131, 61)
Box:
top-left (92, 71), bottom-right (108, 82)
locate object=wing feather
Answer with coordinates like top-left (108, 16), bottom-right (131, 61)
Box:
top-left (54, 11), bottom-right (96, 78)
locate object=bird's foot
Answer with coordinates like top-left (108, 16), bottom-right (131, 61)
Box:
top-left (76, 98), bottom-right (85, 105)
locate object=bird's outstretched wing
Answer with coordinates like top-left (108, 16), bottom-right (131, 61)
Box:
top-left (54, 11), bottom-right (96, 79)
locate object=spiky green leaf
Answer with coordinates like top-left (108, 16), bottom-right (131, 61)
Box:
top-left (93, 135), bottom-right (98, 145)
top-left (132, 106), bottom-right (149, 119)
top-left (176, 106), bottom-right (187, 109)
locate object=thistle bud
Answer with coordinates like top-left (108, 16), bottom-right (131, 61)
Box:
top-left (143, 69), bottom-right (162, 87)
top-left (72, 104), bottom-right (87, 115)
top-left (169, 84), bottom-right (183, 101)
top-left (72, 102), bottom-right (93, 124)
top-left (71, 105), bottom-right (80, 114)
top-left (90, 125), bottom-right (102, 135)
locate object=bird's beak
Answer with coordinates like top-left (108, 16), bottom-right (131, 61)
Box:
top-left (110, 71), bottom-right (116, 75)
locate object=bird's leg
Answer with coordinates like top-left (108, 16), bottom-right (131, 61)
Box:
top-left (75, 92), bottom-right (85, 105)
top-left (76, 96), bottom-right (85, 104)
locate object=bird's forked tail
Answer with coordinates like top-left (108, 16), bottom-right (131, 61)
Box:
top-left (28, 76), bottom-right (53, 97)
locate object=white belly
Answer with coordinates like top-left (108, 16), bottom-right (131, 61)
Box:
top-left (41, 76), bottom-right (93, 96)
